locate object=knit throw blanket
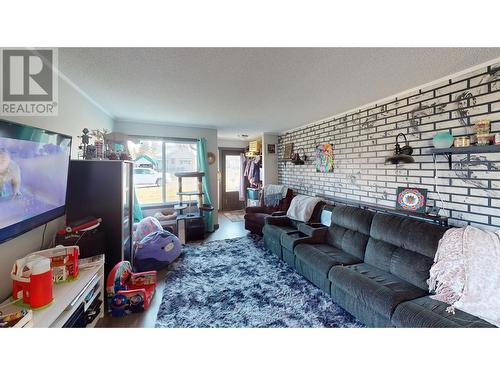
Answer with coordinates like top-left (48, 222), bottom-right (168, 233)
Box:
top-left (286, 195), bottom-right (322, 223)
top-left (428, 226), bottom-right (500, 326)
top-left (263, 184), bottom-right (288, 207)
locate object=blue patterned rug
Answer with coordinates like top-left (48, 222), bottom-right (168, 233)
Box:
top-left (155, 235), bottom-right (363, 328)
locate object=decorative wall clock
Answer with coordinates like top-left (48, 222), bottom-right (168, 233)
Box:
top-left (396, 187), bottom-right (428, 213)
top-left (207, 152), bottom-right (216, 165)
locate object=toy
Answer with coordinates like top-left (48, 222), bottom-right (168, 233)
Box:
top-left (106, 261), bottom-right (156, 317)
top-left (0, 300), bottom-right (32, 328)
top-left (134, 230), bottom-right (182, 272)
top-left (78, 128), bottom-right (92, 159)
top-left (34, 246), bottom-right (79, 283)
top-left (11, 255), bottom-right (53, 309)
top-left (57, 216), bottom-right (102, 235)
top-left (133, 216), bottom-right (163, 245)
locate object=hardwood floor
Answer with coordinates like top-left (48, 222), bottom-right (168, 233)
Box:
top-left (97, 212), bottom-right (248, 328)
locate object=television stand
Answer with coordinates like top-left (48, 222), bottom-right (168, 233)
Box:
top-left (2, 257), bottom-right (105, 328)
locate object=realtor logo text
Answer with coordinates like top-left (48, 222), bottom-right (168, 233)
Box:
top-left (0, 48), bottom-right (58, 116)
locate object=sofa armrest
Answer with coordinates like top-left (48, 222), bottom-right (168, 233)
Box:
top-left (265, 215), bottom-right (291, 226)
top-left (271, 211), bottom-right (287, 216)
top-left (298, 223), bottom-right (328, 243)
top-left (298, 223), bottom-right (327, 236)
top-left (281, 231), bottom-right (325, 250)
top-left (245, 206), bottom-right (267, 214)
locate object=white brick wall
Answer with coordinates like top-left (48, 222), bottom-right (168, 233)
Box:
top-left (278, 63), bottom-right (500, 229)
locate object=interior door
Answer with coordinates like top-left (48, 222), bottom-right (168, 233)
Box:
top-left (220, 148), bottom-right (245, 211)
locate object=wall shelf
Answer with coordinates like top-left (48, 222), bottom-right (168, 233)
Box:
top-left (430, 144), bottom-right (500, 169)
top-left (318, 195), bottom-right (448, 227)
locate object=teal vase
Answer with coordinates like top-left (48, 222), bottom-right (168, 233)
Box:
top-left (433, 131), bottom-right (454, 148)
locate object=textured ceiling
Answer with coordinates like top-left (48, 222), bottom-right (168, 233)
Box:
top-left (59, 48), bottom-right (500, 139)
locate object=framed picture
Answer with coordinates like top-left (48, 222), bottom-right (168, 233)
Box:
top-left (396, 187), bottom-right (428, 213)
top-left (267, 144), bottom-right (276, 154)
top-left (314, 143), bottom-right (334, 172)
top-left (284, 143), bottom-right (294, 160)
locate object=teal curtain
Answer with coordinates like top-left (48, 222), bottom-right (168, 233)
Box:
top-left (196, 138), bottom-right (214, 232)
top-left (133, 189), bottom-right (144, 223)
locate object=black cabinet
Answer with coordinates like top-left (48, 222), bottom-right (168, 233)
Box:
top-left (66, 160), bottom-right (133, 276)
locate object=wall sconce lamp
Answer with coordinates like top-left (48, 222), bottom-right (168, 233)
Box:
top-left (291, 148), bottom-right (307, 165)
top-left (385, 133), bottom-right (415, 165)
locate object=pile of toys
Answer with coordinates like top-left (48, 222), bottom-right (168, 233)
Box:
top-left (105, 216), bottom-right (182, 317)
top-left (106, 261), bottom-right (156, 317)
top-left (10, 245), bottom-right (79, 310)
top-left (35, 246), bottom-right (79, 283)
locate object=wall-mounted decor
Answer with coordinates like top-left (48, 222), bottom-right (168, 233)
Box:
top-left (396, 187), bottom-right (428, 213)
top-left (278, 62), bottom-right (500, 228)
top-left (267, 144), bottom-right (276, 154)
top-left (432, 131), bottom-right (454, 149)
top-left (385, 133), bottom-right (414, 165)
top-left (314, 143), bottom-right (334, 172)
top-left (284, 143), bottom-right (294, 160)
top-left (207, 152), bottom-right (216, 165)
top-left (291, 148), bottom-right (307, 165)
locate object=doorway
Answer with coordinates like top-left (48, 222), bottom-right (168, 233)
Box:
top-left (220, 148), bottom-right (246, 211)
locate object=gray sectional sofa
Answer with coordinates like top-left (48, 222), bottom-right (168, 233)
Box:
top-left (263, 204), bottom-right (494, 328)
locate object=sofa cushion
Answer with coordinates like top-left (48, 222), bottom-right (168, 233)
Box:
top-left (295, 243), bottom-right (362, 276)
top-left (263, 223), bottom-right (298, 258)
top-left (294, 243), bottom-right (363, 294)
top-left (364, 213), bottom-right (447, 290)
top-left (392, 296), bottom-right (495, 328)
top-left (328, 263), bottom-right (428, 319)
top-left (326, 205), bottom-right (375, 260)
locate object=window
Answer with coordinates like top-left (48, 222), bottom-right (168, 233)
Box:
top-left (128, 139), bottom-right (198, 205)
top-left (225, 154), bottom-right (241, 192)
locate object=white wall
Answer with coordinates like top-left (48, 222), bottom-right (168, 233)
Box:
top-left (0, 78), bottom-right (113, 300)
top-left (262, 133), bottom-right (278, 186)
top-left (218, 139), bottom-right (248, 149)
top-left (114, 120), bottom-right (219, 225)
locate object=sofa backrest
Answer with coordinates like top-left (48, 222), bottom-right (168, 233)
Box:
top-left (275, 188), bottom-right (294, 212)
top-left (326, 205), bottom-right (375, 260)
top-left (365, 213), bottom-right (447, 290)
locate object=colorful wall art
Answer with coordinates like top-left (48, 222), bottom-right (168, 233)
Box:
top-left (396, 187), bottom-right (428, 213)
top-left (314, 143), bottom-right (334, 172)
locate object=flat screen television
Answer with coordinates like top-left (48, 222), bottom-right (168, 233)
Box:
top-left (0, 119), bottom-right (72, 243)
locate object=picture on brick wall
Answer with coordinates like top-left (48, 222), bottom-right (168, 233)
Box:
top-left (284, 143), bottom-right (294, 160)
top-left (396, 187), bottom-right (428, 213)
top-left (314, 143), bottom-right (334, 172)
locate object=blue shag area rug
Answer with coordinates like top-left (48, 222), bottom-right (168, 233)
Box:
top-left (155, 235), bottom-right (364, 328)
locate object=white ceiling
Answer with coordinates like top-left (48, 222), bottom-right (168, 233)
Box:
top-left (59, 48), bottom-right (500, 139)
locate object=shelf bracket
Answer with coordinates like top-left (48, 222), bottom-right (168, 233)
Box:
top-left (432, 152), bottom-right (452, 170)
top-left (445, 153), bottom-right (452, 170)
